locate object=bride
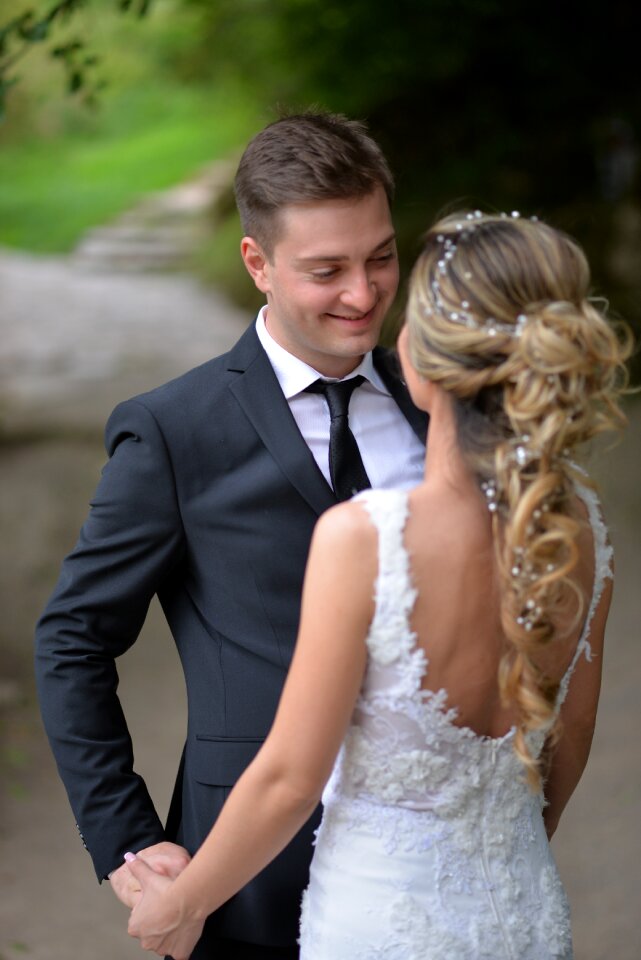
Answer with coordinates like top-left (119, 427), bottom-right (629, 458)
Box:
top-left (126, 211), bottom-right (630, 959)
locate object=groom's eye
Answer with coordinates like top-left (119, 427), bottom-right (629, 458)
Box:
top-left (311, 268), bottom-right (340, 280)
top-left (370, 251), bottom-right (396, 265)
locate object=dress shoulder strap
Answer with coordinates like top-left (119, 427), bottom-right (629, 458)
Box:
top-left (556, 476), bottom-right (613, 707)
top-left (352, 489), bottom-right (418, 662)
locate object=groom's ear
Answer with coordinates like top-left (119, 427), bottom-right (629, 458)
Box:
top-left (241, 237), bottom-right (271, 294)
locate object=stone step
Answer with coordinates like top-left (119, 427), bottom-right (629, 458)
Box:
top-left (73, 224), bottom-right (199, 271)
top-left (71, 159), bottom-right (235, 273)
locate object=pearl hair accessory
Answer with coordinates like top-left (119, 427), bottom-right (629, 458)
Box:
top-left (479, 433), bottom-right (567, 515)
top-left (480, 473), bottom-right (555, 633)
top-left (479, 430), bottom-right (570, 633)
top-left (423, 211), bottom-right (530, 338)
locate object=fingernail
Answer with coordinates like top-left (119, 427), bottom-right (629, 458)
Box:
top-left (124, 851), bottom-right (137, 862)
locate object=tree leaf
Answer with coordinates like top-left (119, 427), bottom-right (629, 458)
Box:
top-left (26, 22), bottom-right (50, 42)
top-left (68, 68), bottom-right (83, 93)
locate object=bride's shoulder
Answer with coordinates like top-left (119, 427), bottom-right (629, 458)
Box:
top-left (310, 490), bottom-right (411, 573)
top-left (307, 500), bottom-right (379, 607)
top-left (311, 496), bottom-right (381, 554)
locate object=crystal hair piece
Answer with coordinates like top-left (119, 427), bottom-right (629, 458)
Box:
top-left (423, 210), bottom-right (529, 339)
top-left (481, 471), bottom-right (552, 631)
top-left (479, 431), bottom-right (571, 632)
top-left (480, 448), bottom-right (556, 634)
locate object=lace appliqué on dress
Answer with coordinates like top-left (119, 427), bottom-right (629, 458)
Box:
top-left (298, 485), bottom-right (601, 959)
top-left (556, 478), bottom-right (613, 707)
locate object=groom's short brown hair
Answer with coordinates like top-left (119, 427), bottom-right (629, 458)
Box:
top-left (234, 111), bottom-right (394, 258)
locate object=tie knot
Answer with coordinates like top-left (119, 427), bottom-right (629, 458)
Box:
top-left (305, 375), bottom-right (366, 420)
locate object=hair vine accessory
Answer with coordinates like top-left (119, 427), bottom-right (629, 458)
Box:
top-left (479, 433), bottom-right (569, 514)
top-left (423, 211), bottom-right (529, 338)
top-left (479, 469), bottom-right (552, 635)
top-left (510, 434), bottom-right (537, 468)
top-left (480, 479), bottom-right (499, 512)
top-left (478, 429), bottom-right (570, 633)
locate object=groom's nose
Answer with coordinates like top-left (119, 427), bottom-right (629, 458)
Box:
top-left (339, 269), bottom-right (377, 315)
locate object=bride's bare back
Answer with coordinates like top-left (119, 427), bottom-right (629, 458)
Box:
top-left (403, 481), bottom-right (599, 741)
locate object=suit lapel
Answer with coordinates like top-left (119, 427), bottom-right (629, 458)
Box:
top-left (226, 327), bottom-right (336, 516)
top-left (373, 346), bottom-right (429, 444)
top-left (224, 329), bottom-right (426, 515)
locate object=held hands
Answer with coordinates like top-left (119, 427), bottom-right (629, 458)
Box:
top-left (109, 841), bottom-right (191, 908)
top-left (126, 853), bottom-right (205, 959)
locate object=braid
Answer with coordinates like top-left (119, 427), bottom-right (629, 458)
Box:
top-left (407, 211), bottom-right (632, 788)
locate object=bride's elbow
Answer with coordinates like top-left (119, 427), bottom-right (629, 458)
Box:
top-left (252, 755), bottom-right (324, 816)
top-left (276, 775), bottom-right (323, 817)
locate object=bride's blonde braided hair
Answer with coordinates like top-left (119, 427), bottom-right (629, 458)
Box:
top-left (406, 212), bottom-right (632, 788)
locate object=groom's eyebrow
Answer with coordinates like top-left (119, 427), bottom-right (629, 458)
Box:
top-left (294, 232), bottom-right (397, 264)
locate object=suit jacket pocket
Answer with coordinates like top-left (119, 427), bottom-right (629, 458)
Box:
top-left (193, 735), bottom-right (264, 786)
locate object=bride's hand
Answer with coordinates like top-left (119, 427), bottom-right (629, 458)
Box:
top-left (126, 854), bottom-right (205, 959)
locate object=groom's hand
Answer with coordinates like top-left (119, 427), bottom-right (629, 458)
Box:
top-left (110, 841), bottom-right (191, 908)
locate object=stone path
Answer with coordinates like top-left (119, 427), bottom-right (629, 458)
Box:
top-left (0, 186), bottom-right (640, 959)
top-left (72, 161), bottom-right (236, 274)
top-left (0, 170), bottom-right (249, 958)
top-left (0, 161), bottom-right (243, 433)
top-left (0, 247), bottom-right (247, 432)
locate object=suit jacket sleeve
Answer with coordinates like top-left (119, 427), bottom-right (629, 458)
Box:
top-left (34, 397), bottom-right (186, 881)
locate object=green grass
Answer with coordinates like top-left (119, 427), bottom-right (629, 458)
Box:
top-left (0, 86), bottom-right (258, 252)
top-left (0, 0), bottom-right (263, 253)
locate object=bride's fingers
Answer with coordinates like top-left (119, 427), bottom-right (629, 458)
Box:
top-left (125, 854), bottom-right (197, 958)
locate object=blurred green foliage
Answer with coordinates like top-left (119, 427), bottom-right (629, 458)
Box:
top-left (189, 0), bottom-right (640, 354)
top-left (0, 85), bottom-right (258, 250)
top-left (0, 0), bottom-right (261, 249)
top-left (0, 0), bottom-right (146, 116)
top-left (1, 0), bottom-right (639, 359)
top-left (181, 0), bottom-right (637, 199)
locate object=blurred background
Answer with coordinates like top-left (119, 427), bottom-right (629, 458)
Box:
top-left (1, 1), bottom-right (639, 957)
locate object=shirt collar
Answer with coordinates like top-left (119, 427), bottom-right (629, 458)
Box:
top-left (255, 306), bottom-right (389, 399)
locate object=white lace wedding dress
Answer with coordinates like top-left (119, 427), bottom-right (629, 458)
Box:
top-left (298, 486), bottom-right (611, 960)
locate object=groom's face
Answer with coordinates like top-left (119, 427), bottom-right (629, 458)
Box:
top-left (242, 186), bottom-right (399, 379)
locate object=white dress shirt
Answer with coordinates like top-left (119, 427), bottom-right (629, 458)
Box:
top-left (255, 307), bottom-right (426, 492)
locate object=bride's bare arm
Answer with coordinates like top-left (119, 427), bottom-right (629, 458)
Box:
top-left (127, 500), bottom-right (376, 957)
top-left (543, 574), bottom-right (613, 839)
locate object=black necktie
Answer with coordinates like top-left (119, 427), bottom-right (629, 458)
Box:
top-left (306, 375), bottom-right (371, 501)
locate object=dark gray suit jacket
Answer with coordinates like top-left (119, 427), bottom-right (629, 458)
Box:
top-left (35, 323), bottom-right (427, 948)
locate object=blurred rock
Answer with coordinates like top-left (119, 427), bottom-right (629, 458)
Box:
top-left (0, 247), bottom-right (247, 433)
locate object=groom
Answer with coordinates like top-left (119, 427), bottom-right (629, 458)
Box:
top-left (35, 112), bottom-right (427, 959)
